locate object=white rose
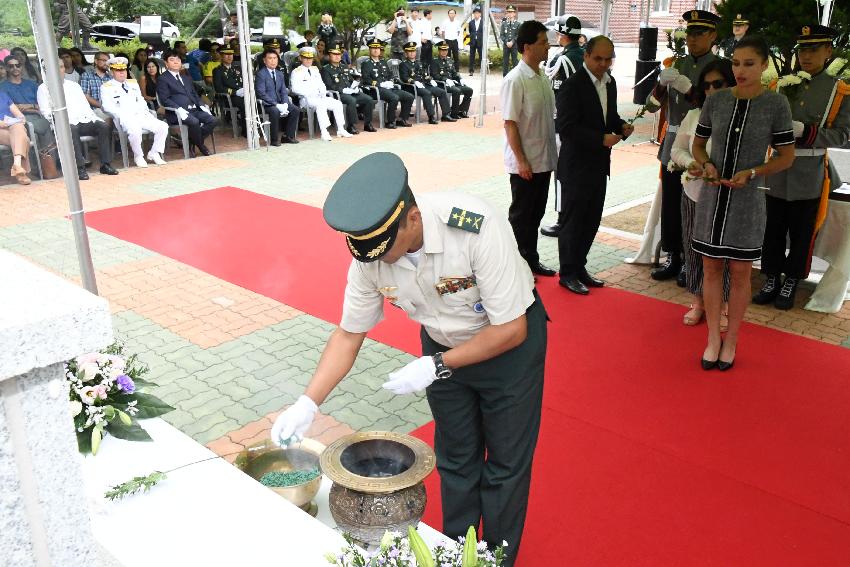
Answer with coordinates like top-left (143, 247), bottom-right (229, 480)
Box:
top-left (788, 75), bottom-right (802, 85)
top-left (78, 386), bottom-right (97, 405)
top-left (666, 160), bottom-right (677, 172)
top-left (674, 30), bottom-right (687, 40)
top-left (81, 362), bottom-right (100, 382)
top-left (797, 71), bottom-right (811, 81)
top-left (70, 400), bottom-right (83, 417)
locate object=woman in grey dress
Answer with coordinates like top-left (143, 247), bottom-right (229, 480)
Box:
top-left (688, 36), bottom-right (795, 371)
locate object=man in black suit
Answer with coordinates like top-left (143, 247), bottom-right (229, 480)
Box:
top-left (467, 6), bottom-right (484, 75)
top-left (556, 36), bottom-right (633, 294)
top-left (157, 50), bottom-right (218, 156)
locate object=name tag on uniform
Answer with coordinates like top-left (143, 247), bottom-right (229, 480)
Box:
top-left (435, 276), bottom-right (476, 296)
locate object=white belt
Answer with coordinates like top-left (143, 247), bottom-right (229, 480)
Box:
top-left (795, 148), bottom-right (827, 156)
top-left (666, 125), bottom-right (679, 133)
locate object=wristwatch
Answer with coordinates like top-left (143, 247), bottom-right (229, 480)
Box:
top-left (432, 352), bottom-right (453, 380)
top-left (749, 168), bottom-right (757, 180)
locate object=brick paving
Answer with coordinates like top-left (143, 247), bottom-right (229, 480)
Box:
top-left (1, 88), bottom-right (847, 460)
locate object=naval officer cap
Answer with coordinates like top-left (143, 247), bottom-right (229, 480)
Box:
top-left (107, 56), bottom-right (129, 70)
top-left (324, 152), bottom-right (414, 262)
top-left (682, 9), bottom-right (721, 32)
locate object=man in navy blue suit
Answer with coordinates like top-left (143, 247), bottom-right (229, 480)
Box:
top-left (255, 48), bottom-right (300, 146)
top-left (157, 50), bottom-right (218, 156)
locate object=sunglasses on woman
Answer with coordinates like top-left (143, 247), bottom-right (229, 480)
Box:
top-left (701, 79), bottom-right (726, 90)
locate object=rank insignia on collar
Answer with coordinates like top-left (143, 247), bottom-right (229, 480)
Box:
top-left (447, 207), bottom-right (484, 233)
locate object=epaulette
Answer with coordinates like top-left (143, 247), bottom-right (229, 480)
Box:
top-left (447, 207), bottom-right (484, 233)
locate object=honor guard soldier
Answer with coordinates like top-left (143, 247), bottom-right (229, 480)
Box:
top-left (757, 25), bottom-right (850, 309)
top-left (101, 56), bottom-right (168, 168)
top-left (322, 44), bottom-right (377, 134)
top-left (431, 41), bottom-right (473, 119)
top-left (717, 14), bottom-right (749, 59)
top-left (541, 15), bottom-right (585, 237)
top-left (290, 45), bottom-right (351, 141)
top-left (212, 48), bottom-right (244, 122)
top-left (500, 5), bottom-right (520, 76)
top-left (399, 41), bottom-right (455, 124)
top-left (361, 37), bottom-right (414, 128)
top-left (270, 152), bottom-right (547, 567)
top-left (645, 9), bottom-right (719, 283)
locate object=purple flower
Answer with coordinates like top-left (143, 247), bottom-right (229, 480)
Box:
top-left (116, 375), bottom-right (135, 393)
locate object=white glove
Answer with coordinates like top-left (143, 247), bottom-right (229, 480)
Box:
top-left (276, 103), bottom-right (289, 115)
top-left (658, 67), bottom-right (680, 86)
top-left (670, 74), bottom-right (692, 94)
top-left (445, 79), bottom-right (456, 87)
top-left (342, 87), bottom-right (354, 95)
top-left (235, 87), bottom-right (244, 97)
top-left (175, 107), bottom-right (189, 120)
top-left (200, 104), bottom-right (212, 115)
top-left (414, 81), bottom-right (425, 88)
top-left (380, 80), bottom-right (395, 89)
top-left (382, 356), bottom-right (438, 395)
top-left (792, 120), bottom-right (805, 138)
top-left (270, 395), bottom-right (318, 446)
top-left (430, 80), bottom-right (437, 87)
top-left (351, 80), bottom-right (360, 89)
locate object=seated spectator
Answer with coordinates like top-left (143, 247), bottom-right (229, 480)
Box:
top-left (68, 47), bottom-right (90, 74)
top-left (314, 38), bottom-right (328, 66)
top-left (0, 62), bottom-right (5, 83)
top-left (188, 39), bottom-right (215, 99)
top-left (80, 52), bottom-right (113, 120)
top-left (0, 55), bottom-right (57, 159)
top-left (37, 60), bottom-right (118, 179)
top-left (203, 43), bottom-right (221, 86)
top-left (138, 59), bottom-right (162, 110)
top-left (132, 48), bottom-right (148, 79)
top-left (0, 89), bottom-right (33, 185)
top-left (101, 57), bottom-right (168, 168)
top-left (10, 48), bottom-right (41, 83)
top-left (59, 48), bottom-right (80, 83)
top-left (212, 48), bottom-right (244, 118)
top-left (255, 48), bottom-right (300, 146)
top-left (290, 46), bottom-right (350, 141)
top-left (304, 30), bottom-right (316, 44)
top-left (157, 49), bottom-right (218, 156)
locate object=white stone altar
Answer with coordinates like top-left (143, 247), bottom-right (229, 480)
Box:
top-left (0, 250), bottom-right (113, 567)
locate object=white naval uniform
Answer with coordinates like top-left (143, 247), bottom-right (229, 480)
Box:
top-left (340, 192), bottom-right (535, 347)
top-left (289, 65), bottom-right (346, 132)
top-left (101, 78), bottom-right (168, 159)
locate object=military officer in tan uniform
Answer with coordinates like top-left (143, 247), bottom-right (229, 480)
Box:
top-left (756, 25), bottom-right (850, 309)
top-left (271, 152), bottom-right (548, 567)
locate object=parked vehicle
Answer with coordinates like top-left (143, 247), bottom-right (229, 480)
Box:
top-left (90, 21), bottom-right (178, 46)
top-left (161, 21), bottom-right (180, 38)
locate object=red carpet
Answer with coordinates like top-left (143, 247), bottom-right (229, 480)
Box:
top-left (87, 187), bottom-right (850, 565)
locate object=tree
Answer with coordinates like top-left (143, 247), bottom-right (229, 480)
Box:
top-left (284, 0), bottom-right (399, 57)
top-left (715, 0), bottom-right (849, 75)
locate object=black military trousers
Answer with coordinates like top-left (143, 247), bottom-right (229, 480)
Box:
top-left (376, 87), bottom-right (414, 123)
top-left (339, 92), bottom-right (375, 127)
top-left (503, 45), bottom-right (518, 76)
top-left (445, 84), bottom-right (473, 115)
top-left (660, 166), bottom-right (684, 255)
top-left (558, 181), bottom-right (607, 276)
top-left (509, 171), bottom-right (550, 266)
top-left (761, 195), bottom-right (821, 279)
top-left (418, 85), bottom-right (450, 118)
top-left (423, 294), bottom-right (547, 567)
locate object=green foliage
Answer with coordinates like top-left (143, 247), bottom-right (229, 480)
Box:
top-left (715, 0), bottom-right (849, 75)
top-left (284, 0), bottom-right (399, 57)
top-left (104, 471), bottom-right (167, 501)
top-left (1, 0), bottom-right (32, 34)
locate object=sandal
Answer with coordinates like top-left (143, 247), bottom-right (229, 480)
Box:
top-left (11, 165), bottom-right (30, 186)
top-left (683, 304), bottom-right (705, 326)
top-left (720, 311), bottom-right (729, 333)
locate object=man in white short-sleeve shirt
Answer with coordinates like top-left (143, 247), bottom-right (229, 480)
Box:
top-left (440, 8), bottom-right (463, 70)
top-left (500, 19), bottom-right (557, 277)
top-left (270, 152), bottom-right (547, 567)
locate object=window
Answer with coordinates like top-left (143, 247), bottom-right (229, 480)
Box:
top-left (652, 0), bottom-right (671, 14)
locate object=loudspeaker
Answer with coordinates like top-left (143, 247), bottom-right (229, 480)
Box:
top-left (638, 26), bottom-right (658, 61)
top-left (633, 60), bottom-right (660, 104)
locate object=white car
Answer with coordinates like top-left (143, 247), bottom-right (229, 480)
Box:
top-left (161, 20), bottom-right (180, 38)
top-left (90, 21), bottom-right (178, 46)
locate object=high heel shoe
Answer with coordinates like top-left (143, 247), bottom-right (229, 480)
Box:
top-left (718, 342), bottom-right (736, 371)
top-left (701, 357), bottom-right (718, 370)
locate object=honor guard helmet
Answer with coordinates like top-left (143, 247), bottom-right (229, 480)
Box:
top-left (555, 15), bottom-right (582, 36)
top-left (682, 10), bottom-right (721, 32)
top-left (324, 153), bottom-right (415, 263)
top-left (795, 24), bottom-right (836, 50)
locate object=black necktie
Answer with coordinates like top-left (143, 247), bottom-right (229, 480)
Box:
top-left (122, 83), bottom-right (128, 93)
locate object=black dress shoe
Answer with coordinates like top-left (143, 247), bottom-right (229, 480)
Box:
top-left (428, 117), bottom-right (439, 125)
top-left (364, 123), bottom-right (377, 132)
top-left (458, 111), bottom-right (469, 118)
top-left (385, 122), bottom-right (397, 129)
top-left (270, 140), bottom-right (281, 147)
top-left (347, 126), bottom-right (360, 135)
top-left (441, 115), bottom-right (457, 122)
top-left (650, 254), bottom-right (681, 281)
top-left (559, 275), bottom-right (589, 295)
top-left (752, 274), bottom-right (780, 304)
top-left (579, 270), bottom-right (604, 288)
top-left (774, 277), bottom-right (799, 310)
top-left (529, 262), bottom-right (556, 277)
top-left (396, 120), bottom-right (412, 127)
top-left (77, 166), bottom-right (89, 180)
top-left (540, 223), bottom-right (562, 237)
top-left (281, 136), bottom-right (300, 144)
top-left (99, 164), bottom-right (118, 175)
top-left (449, 113), bottom-right (461, 120)
top-left (196, 144), bottom-right (211, 156)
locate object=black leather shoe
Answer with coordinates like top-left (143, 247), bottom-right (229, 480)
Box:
top-left (774, 277), bottom-right (799, 310)
top-left (364, 123), bottom-right (377, 132)
top-left (281, 136), bottom-right (300, 144)
top-left (197, 144), bottom-right (211, 156)
top-left (676, 265), bottom-right (687, 288)
top-left (529, 262), bottom-right (556, 277)
top-left (77, 166), bottom-right (89, 180)
top-left (99, 164), bottom-right (118, 175)
top-left (428, 117), bottom-right (439, 125)
top-left (396, 120), bottom-right (412, 127)
top-left (458, 111), bottom-right (469, 118)
top-left (540, 223), bottom-right (562, 237)
top-left (752, 274), bottom-right (780, 304)
top-left (441, 115), bottom-right (457, 122)
top-left (347, 126), bottom-right (360, 135)
top-left (385, 122), bottom-right (397, 129)
top-left (701, 357), bottom-right (718, 370)
top-left (449, 113), bottom-right (461, 120)
top-left (579, 270), bottom-right (604, 288)
top-left (559, 275), bottom-right (589, 295)
top-left (270, 140), bottom-right (281, 147)
top-left (650, 254), bottom-right (681, 281)
top-left (717, 359), bottom-right (735, 371)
